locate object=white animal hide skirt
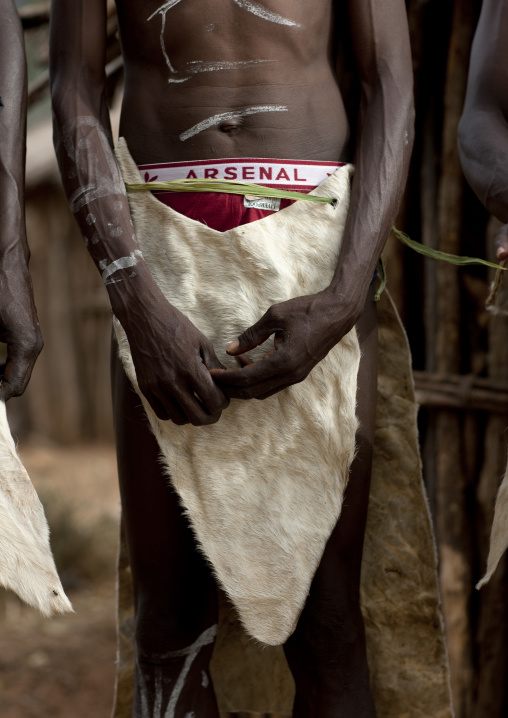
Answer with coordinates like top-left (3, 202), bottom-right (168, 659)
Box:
top-left (113, 139), bottom-right (453, 717)
top-left (0, 400), bottom-right (72, 616)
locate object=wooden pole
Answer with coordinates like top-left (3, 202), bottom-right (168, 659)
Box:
top-left (434, 1), bottom-right (475, 715)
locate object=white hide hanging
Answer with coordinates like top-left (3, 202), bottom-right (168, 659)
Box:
top-left (0, 400), bottom-right (72, 615)
top-left (477, 455), bottom-right (508, 589)
top-left (114, 138), bottom-right (359, 645)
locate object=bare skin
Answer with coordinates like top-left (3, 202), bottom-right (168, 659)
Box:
top-left (50, 1), bottom-right (414, 715)
top-left (458, 0), bottom-right (508, 259)
top-left (0, 0), bottom-right (42, 401)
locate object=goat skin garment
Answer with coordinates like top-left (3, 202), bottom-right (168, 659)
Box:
top-left (116, 138), bottom-right (360, 645)
top-left (112, 138), bottom-right (453, 717)
top-left (0, 400), bottom-right (72, 616)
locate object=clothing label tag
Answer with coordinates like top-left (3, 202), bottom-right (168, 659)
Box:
top-left (243, 195), bottom-right (281, 211)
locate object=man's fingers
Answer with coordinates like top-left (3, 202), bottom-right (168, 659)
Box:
top-left (179, 390), bottom-right (222, 426)
top-left (192, 363), bottom-right (230, 415)
top-left (226, 315), bottom-right (277, 356)
top-left (210, 353), bottom-right (296, 399)
top-left (0, 355), bottom-right (33, 401)
top-left (235, 353), bottom-right (253, 367)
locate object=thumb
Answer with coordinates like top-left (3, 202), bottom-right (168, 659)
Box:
top-left (226, 315), bottom-right (275, 356)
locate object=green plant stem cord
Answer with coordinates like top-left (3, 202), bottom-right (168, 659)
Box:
top-left (126, 178), bottom-right (336, 205)
top-left (125, 180), bottom-right (505, 300)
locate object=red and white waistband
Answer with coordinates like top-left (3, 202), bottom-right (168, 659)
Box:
top-left (138, 157), bottom-right (343, 191)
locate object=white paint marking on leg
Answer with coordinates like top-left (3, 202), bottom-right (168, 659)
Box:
top-left (136, 662), bottom-right (151, 718)
top-left (154, 667), bottom-right (163, 716)
top-left (185, 59), bottom-right (272, 74)
top-left (179, 105), bottom-right (288, 141)
top-left (232, 0), bottom-right (300, 27)
top-left (86, 213), bottom-right (96, 225)
top-left (201, 670), bottom-right (209, 688)
top-left (99, 249), bottom-right (143, 284)
top-left (163, 624), bottom-right (217, 718)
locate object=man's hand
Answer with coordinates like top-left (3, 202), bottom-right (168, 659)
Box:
top-left (0, 269), bottom-right (43, 402)
top-left (122, 298), bottom-right (229, 426)
top-left (494, 225), bottom-right (508, 261)
top-left (210, 292), bottom-right (359, 401)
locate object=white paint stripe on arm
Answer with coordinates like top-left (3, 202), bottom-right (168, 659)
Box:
top-left (186, 59), bottom-right (272, 74)
top-left (232, 0), bottom-right (300, 27)
top-left (99, 249), bottom-right (143, 283)
top-left (179, 105), bottom-right (288, 141)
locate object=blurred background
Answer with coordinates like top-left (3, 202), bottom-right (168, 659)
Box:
top-left (1, 0), bottom-right (507, 716)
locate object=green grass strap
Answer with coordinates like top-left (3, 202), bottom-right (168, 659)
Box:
top-left (392, 227), bottom-right (505, 271)
top-left (125, 178), bottom-right (336, 205)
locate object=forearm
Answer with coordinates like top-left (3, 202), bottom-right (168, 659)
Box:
top-left (458, 110), bottom-right (508, 224)
top-left (458, 0), bottom-right (508, 224)
top-left (0, 0), bottom-right (29, 268)
top-left (327, 74), bottom-right (414, 314)
top-left (50, 74), bottom-right (168, 325)
top-left (49, 0), bottom-right (171, 327)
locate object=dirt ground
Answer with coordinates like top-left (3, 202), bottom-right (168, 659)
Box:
top-left (0, 443), bottom-right (120, 718)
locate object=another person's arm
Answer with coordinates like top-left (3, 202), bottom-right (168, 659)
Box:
top-left (458, 0), bottom-right (508, 259)
top-left (50, 0), bottom-right (228, 426)
top-left (0, 0), bottom-right (43, 401)
top-left (213, 0), bottom-right (414, 399)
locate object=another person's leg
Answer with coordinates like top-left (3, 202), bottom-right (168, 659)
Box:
top-left (284, 284), bottom-right (378, 718)
top-left (111, 346), bottom-right (220, 718)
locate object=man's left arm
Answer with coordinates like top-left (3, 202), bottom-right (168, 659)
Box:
top-left (212, 0), bottom-right (414, 400)
top-left (0, 0), bottom-right (43, 401)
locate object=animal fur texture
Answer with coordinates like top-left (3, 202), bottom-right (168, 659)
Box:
top-left (114, 138), bottom-right (360, 645)
top-left (0, 400), bottom-right (72, 615)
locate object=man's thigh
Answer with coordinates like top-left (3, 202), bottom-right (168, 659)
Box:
top-left (111, 343), bottom-right (218, 652)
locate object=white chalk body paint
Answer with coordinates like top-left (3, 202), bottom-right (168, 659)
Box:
top-left (86, 213), bottom-right (96, 225)
top-left (233, 0), bottom-right (300, 26)
top-left (186, 59), bottom-right (271, 74)
top-left (164, 624), bottom-right (217, 717)
top-left (153, 667), bottom-right (163, 716)
top-left (201, 670), bottom-right (209, 688)
top-left (148, 1), bottom-right (189, 82)
top-left (62, 116), bottom-right (126, 213)
top-left (99, 249), bottom-right (143, 284)
top-left (137, 664), bottom-right (151, 718)
top-left (179, 105), bottom-right (288, 141)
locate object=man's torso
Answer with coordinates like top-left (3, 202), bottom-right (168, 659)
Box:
top-left (116, 0), bottom-right (350, 164)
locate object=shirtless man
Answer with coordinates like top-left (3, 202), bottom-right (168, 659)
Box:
top-left (458, 0), bottom-right (508, 260)
top-left (0, 0), bottom-right (42, 402)
top-left (50, 2), bottom-right (413, 716)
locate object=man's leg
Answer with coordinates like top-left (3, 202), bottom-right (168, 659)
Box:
top-left (111, 346), bottom-right (220, 718)
top-left (284, 284), bottom-right (378, 718)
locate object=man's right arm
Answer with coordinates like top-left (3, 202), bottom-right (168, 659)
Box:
top-left (458, 0), bottom-right (508, 259)
top-left (50, 0), bottom-right (228, 425)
